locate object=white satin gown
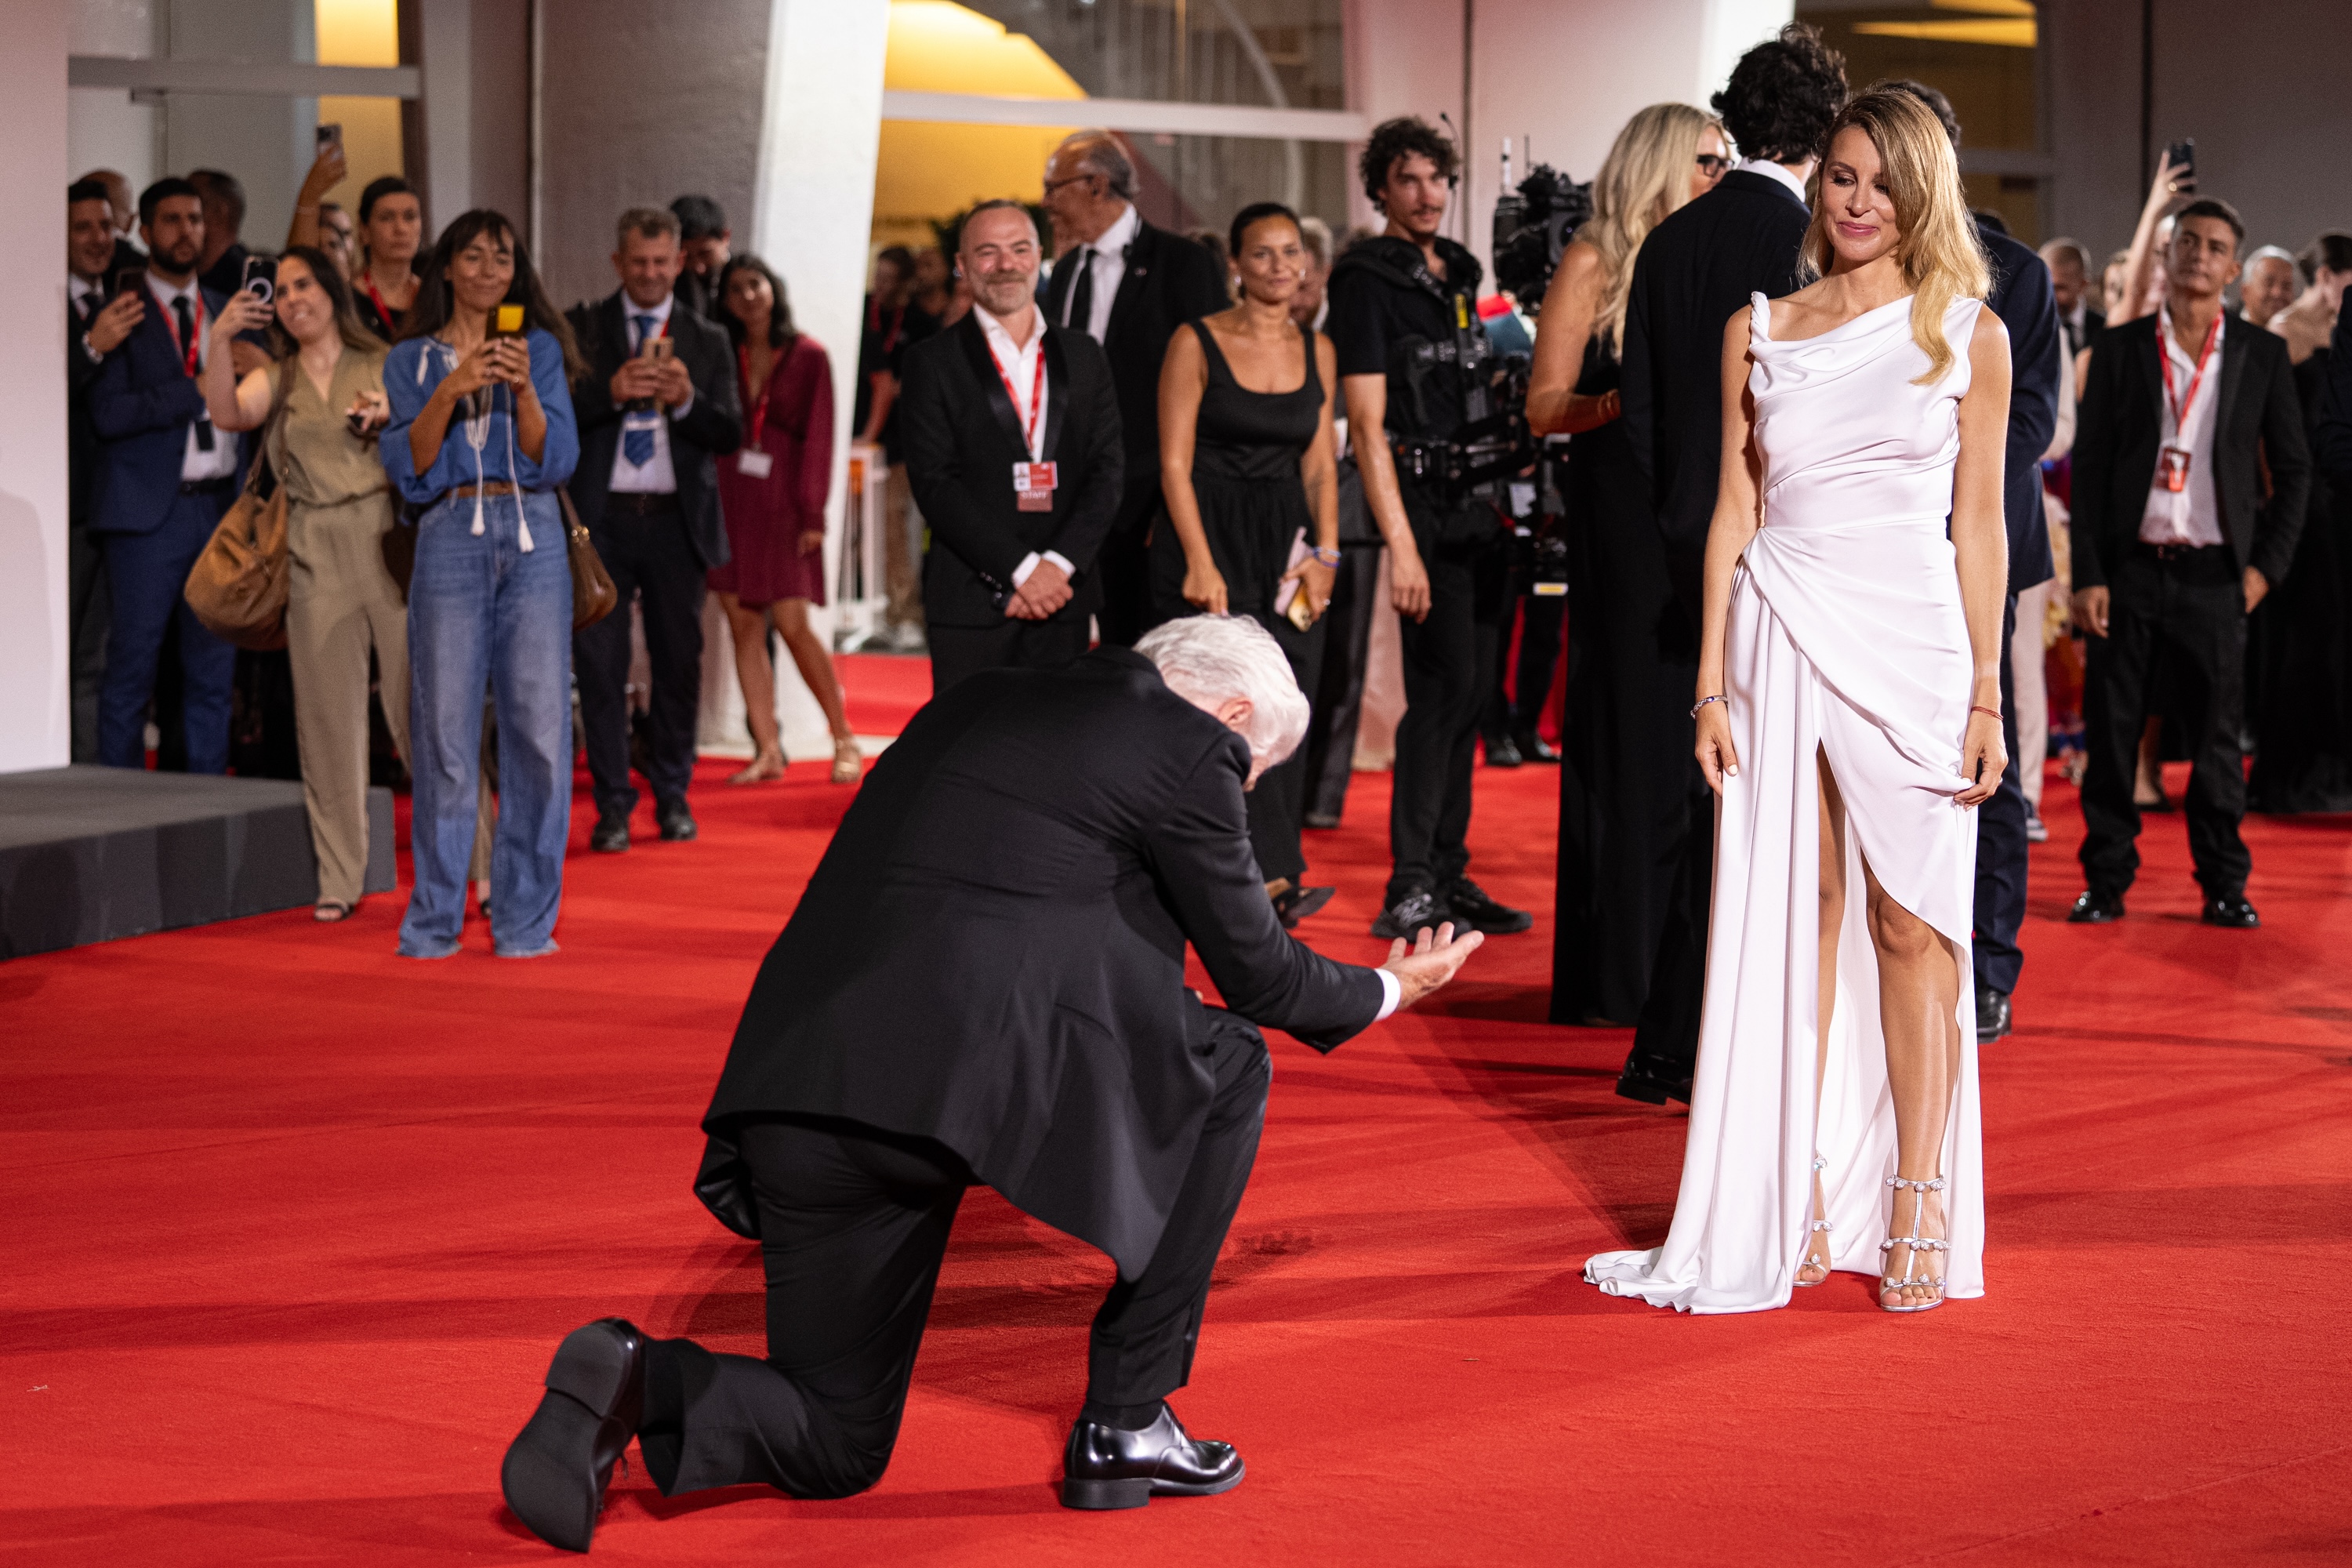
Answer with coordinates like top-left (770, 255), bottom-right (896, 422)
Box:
top-left (1585, 292), bottom-right (1989, 1313)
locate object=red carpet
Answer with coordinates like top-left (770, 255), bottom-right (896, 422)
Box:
top-left (5, 656), bottom-right (2349, 1565)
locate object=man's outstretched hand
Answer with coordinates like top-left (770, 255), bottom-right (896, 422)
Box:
top-left (1379, 921), bottom-right (1485, 1011)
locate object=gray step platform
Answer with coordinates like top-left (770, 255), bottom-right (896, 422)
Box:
top-left (0, 766), bottom-right (394, 960)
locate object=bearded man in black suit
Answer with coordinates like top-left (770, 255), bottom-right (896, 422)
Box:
top-left (498, 615), bottom-right (1483, 1550)
top-left (1609, 22), bottom-right (1849, 1104)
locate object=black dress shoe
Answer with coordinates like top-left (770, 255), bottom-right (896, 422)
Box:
top-left (1441, 877), bottom-right (1534, 935)
top-left (1976, 984), bottom-right (2012, 1042)
top-left (590, 814), bottom-right (630, 855)
top-left (2201, 896), bottom-right (2260, 928)
top-left (655, 801), bottom-right (697, 842)
top-left (1371, 887), bottom-right (1446, 941)
top-left (1483, 731), bottom-right (1523, 768)
top-left (501, 1318), bottom-right (648, 1553)
top-left (1271, 884), bottom-right (1334, 929)
top-left (1615, 1051), bottom-right (1692, 1107)
top-left (1062, 1403), bottom-right (1243, 1510)
top-left (1512, 726), bottom-right (1560, 763)
top-left (2067, 889), bottom-right (2125, 924)
top-left (1302, 810), bottom-right (1341, 830)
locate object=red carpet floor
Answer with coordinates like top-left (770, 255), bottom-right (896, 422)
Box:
top-left (6, 656), bottom-right (2350, 1566)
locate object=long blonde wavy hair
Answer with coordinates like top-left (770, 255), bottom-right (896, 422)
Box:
top-left (1800, 89), bottom-right (1990, 383)
top-left (1586, 103), bottom-right (1722, 354)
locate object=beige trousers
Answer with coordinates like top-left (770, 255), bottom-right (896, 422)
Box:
top-left (286, 492), bottom-right (410, 906)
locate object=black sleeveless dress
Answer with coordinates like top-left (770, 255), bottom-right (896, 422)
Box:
top-left (2249, 346), bottom-right (2352, 811)
top-left (1149, 318), bottom-right (1329, 885)
top-left (1552, 332), bottom-right (1692, 1026)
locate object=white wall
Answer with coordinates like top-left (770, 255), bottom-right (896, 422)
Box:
top-left (4, 0), bottom-right (74, 772)
top-left (68, 0), bottom-right (159, 201)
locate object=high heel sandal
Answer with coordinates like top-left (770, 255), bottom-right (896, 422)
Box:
top-left (830, 736), bottom-right (864, 785)
top-left (728, 754), bottom-right (786, 786)
top-left (1879, 1174), bottom-right (1950, 1313)
top-left (1795, 1154), bottom-right (1832, 1287)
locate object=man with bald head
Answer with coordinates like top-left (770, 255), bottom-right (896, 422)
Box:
top-left (898, 199), bottom-right (1127, 692)
top-left (1040, 130), bottom-right (1229, 644)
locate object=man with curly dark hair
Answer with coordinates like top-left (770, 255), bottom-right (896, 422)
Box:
top-left (1327, 115), bottom-right (1535, 944)
top-left (1592, 24), bottom-right (1846, 1106)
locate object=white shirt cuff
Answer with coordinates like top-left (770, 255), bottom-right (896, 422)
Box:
top-left (1010, 550), bottom-right (1075, 588)
top-left (1373, 967), bottom-right (1401, 1022)
top-left (670, 390), bottom-right (695, 420)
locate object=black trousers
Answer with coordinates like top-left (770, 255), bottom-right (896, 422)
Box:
top-left (69, 522), bottom-right (109, 764)
top-left (1509, 593), bottom-right (1566, 733)
top-left (927, 616), bottom-right (1091, 696)
top-left (1621, 758), bottom-right (1712, 1087)
top-left (2080, 544), bottom-right (2252, 900)
top-left (574, 496), bottom-right (706, 819)
top-left (636, 1011), bottom-right (1272, 1501)
top-left (1971, 594), bottom-right (2030, 996)
top-left (1093, 481), bottom-right (1163, 648)
top-left (1301, 541), bottom-right (1381, 826)
top-left (1388, 522), bottom-right (1510, 904)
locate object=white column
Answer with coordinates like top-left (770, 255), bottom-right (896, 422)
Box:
top-left (699, 0), bottom-right (890, 760)
top-left (416, 0), bottom-right (474, 229)
top-left (3, 0), bottom-right (71, 771)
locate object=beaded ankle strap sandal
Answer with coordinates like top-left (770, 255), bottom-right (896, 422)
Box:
top-left (1795, 1153), bottom-right (1832, 1287)
top-left (1879, 1174), bottom-right (1950, 1313)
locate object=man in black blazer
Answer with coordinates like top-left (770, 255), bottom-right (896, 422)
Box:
top-left (68, 179), bottom-right (145, 762)
top-left (567, 207), bottom-right (742, 851)
top-left (1609, 23), bottom-right (1847, 1103)
top-left (2069, 199), bottom-right (2310, 928)
top-left (2041, 238), bottom-right (2106, 360)
top-left (1040, 131), bottom-right (1231, 644)
top-left (900, 200), bottom-right (1125, 693)
top-left (86, 177), bottom-right (249, 775)
top-left (496, 618), bottom-right (1483, 1549)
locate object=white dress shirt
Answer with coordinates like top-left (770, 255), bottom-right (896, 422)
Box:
top-left (1057, 201), bottom-right (1139, 345)
top-left (1372, 968), bottom-right (1400, 1021)
top-left (147, 270), bottom-right (239, 483)
top-left (2138, 305), bottom-right (2227, 548)
top-left (71, 274), bottom-right (107, 363)
top-left (609, 291), bottom-right (695, 495)
top-left (975, 302), bottom-right (1073, 588)
top-left (1734, 158), bottom-right (1810, 205)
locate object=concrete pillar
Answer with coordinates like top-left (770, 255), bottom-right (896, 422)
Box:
top-left (4, 0), bottom-right (71, 771)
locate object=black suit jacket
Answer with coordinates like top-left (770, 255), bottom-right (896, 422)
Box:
top-left (2071, 311), bottom-right (2310, 593)
top-left (564, 293), bottom-right (743, 570)
top-left (702, 648), bottom-right (1386, 1278)
top-left (1042, 217), bottom-right (1228, 520)
top-left (2316, 312), bottom-right (2352, 485)
top-left (1978, 218), bottom-right (2063, 591)
top-left (86, 281), bottom-right (252, 535)
top-left (898, 310), bottom-right (1124, 627)
top-left (68, 298), bottom-right (107, 528)
top-left (1621, 169), bottom-right (1813, 612)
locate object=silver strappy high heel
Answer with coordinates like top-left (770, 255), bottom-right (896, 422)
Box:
top-left (1879, 1175), bottom-right (1950, 1312)
top-left (1795, 1154), bottom-right (1832, 1287)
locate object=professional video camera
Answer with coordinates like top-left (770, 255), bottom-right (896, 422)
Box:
top-left (1490, 146), bottom-right (1593, 307)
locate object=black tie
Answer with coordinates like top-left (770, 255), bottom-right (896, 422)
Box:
top-left (175, 295), bottom-right (215, 451)
top-left (1065, 247), bottom-right (1094, 336)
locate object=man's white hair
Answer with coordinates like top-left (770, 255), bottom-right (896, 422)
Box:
top-left (1136, 614), bottom-right (1311, 768)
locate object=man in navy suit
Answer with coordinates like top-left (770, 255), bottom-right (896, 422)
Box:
top-left (86, 177), bottom-right (245, 773)
top-left (1887, 82), bottom-right (2063, 1044)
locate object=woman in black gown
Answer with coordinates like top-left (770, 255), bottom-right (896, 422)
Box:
top-left (1152, 201), bottom-right (1343, 927)
top-left (1526, 103), bottom-right (1727, 1025)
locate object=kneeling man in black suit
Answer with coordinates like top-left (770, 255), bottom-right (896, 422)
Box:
top-left (500, 615), bottom-right (1482, 1548)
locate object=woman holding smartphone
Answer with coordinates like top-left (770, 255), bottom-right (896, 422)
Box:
top-left (382, 210), bottom-right (582, 960)
top-left (202, 245), bottom-right (402, 923)
top-left (1151, 201), bottom-right (1342, 927)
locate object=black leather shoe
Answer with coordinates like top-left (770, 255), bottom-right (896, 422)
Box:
top-left (1442, 877), bottom-right (1534, 935)
top-left (1272, 884), bottom-right (1334, 929)
top-left (1615, 1051), bottom-right (1692, 1107)
top-left (590, 814), bottom-right (630, 855)
top-left (1372, 887), bottom-right (1446, 941)
top-left (1483, 731), bottom-right (1523, 768)
top-left (2067, 889), bottom-right (2125, 924)
top-left (655, 801), bottom-right (697, 843)
top-left (1302, 810), bottom-right (1341, 830)
top-left (2201, 896), bottom-right (2259, 928)
top-left (1976, 984), bottom-right (2012, 1042)
top-left (1062, 1403), bottom-right (1243, 1510)
top-left (1512, 727), bottom-right (1560, 763)
top-left (501, 1318), bottom-right (648, 1553)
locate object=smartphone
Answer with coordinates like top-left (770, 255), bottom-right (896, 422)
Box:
top-left (491, 303), bottom-right (526, 337)
top-left (316, 122), bottom-right (343, 158)
top-left (114, 266), bottom-right (145, 298)
top-left (241, 253), bottom-right (275, 303)
top-left (2165, 138), bottom-right (2195, 183)
top-left (643, 336), bottom-right (674, 361)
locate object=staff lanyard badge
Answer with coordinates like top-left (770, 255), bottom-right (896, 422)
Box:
top-left (1014, 461), bottom-right (1057, 512)
top-left (989, 337), bottom-right (1054, 510)
top-left (2156, 310), bottom-right (2221, 495)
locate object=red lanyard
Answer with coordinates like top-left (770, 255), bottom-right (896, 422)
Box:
top-left (2158, 308), bottom-right (2221, 437)
top-left (360, 271), bottom-right (400, 333)
top-left (738, 344), bottom-right (774, 445)
top-left (868, 297), bottom-right (903, 354)
top-left (155, 282), bottom-right (202, 377)
top-left (985, 331), bottom-right (1044, 458)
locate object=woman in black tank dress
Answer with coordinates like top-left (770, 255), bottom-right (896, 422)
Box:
top-left (1152, 202), bottom-right (1344, 927)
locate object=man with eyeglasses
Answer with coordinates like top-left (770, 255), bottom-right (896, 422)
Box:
top-left (1040, 129), bottom-right (1229, 646)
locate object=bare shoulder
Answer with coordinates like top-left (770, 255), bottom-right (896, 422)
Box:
top-left (1968, 299), bottom-right (2012, 359)
top-left (1559, 238), bottom-right (1605, 284)
top-left (1767, 278), bottom-right (1835, 339)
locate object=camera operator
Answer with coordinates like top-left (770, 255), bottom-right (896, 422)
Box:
top-left (1329, 116), bottom-right (1533, 940)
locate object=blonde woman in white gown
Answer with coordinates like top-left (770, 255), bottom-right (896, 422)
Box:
top-left (1585, 89), bottom-right (2012, 1315)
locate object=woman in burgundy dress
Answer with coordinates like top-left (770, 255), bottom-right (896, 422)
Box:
top-left (711, 255), bottom-right (861, 784)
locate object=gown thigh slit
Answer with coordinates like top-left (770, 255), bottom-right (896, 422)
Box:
top-left (1585, 291), bottom-right (1988, 1314)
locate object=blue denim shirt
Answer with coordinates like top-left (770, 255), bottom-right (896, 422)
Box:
top-left (381, 327), bottom-right (579, 505)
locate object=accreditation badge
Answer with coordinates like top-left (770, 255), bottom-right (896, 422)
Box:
top-left (1014, 460), bottom-right (1058, 513)
top-left (2157, 446), bottom-right (2191, 493)
top-left (735, 448), bottom-right (774, 479)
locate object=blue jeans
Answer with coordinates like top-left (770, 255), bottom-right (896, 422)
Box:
top-left (401, 489), bottom-right (573, 956)
top-left (96, 489), bottom-right (238, 772)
